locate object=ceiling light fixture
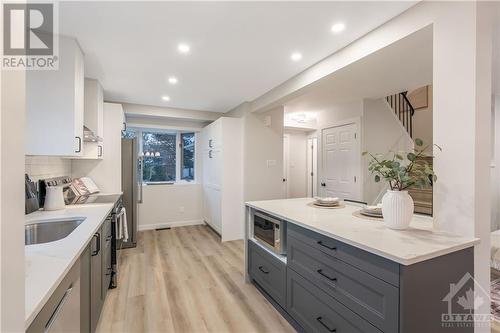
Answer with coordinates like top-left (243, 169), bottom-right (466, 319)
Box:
top-left (161, 95), bottom-right (170, 101)
top-left (291, 52), bottom-right (302, 62)
top-left (168, 76), bottom-right (178, 84)
top-left (331, 23), bottom-right (346, 33)
top-left (177, 43), bottom-right (190, 54)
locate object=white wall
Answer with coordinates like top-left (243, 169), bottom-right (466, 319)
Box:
top-left (432, 6), bottom-right (493, 327)
top-left (316, 100), bottom-right (363, 130)
top-left (1, 70), bottom-right (26, 332)
top-left (244, 106), bottom-right (285, 201)
top-left (362, 98), bottom-right (414, 204)
top-left (284, 130), bottom-right (308, 198)
top-left (137, 183), bottom-right (203, 230)
top-left (226, 102), bottom-right (285, 202)
top-left (25, 156), bottom-right (72, 181)
top-left (136, 130), bottom-right (203, 230)
top-left (126, 115), bottom-right (209, 131)
top-left (121, 102), bottom-right (222, 121)
top-left (492, 96), bottom-right (500, 232)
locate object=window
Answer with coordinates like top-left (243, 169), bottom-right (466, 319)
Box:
top-left (181, 133), bottom-right (195, 181)
top-left (141, 130), bottom-right (196, 183)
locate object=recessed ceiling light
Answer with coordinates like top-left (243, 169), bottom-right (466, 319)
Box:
top-left (331, 23), bottom-right (346, 33)
top-left (177, 43), bottom-right (190, 54)
top-left (161, 95), bottom-right (170, 101)
top-left (291, 52), bottom-right (302, 61)
top-left (168, 76), bottom-right (178, 84)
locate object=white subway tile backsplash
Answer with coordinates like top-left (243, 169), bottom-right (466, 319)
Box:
top-left (25, 156), bottom-right (72, 181)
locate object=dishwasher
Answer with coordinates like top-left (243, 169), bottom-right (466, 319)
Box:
top-left (26, 259), bottom-right (81, 333)
top-left (44, 277), bottom-right (81, 333)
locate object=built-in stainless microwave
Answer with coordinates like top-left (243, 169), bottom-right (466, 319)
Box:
top-left (252, 210), bottom-right (286, 255)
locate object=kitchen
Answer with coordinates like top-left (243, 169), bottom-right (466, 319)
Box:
top-left (1, 1), bottom-right (498, 333)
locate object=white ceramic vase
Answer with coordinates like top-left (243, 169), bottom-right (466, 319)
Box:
top-left (381, 190), bottom-right (414, 230)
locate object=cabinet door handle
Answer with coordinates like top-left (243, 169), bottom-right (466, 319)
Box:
top-left (91, 233), bottom-right (101, 256)
top-left (258, 266), bottom-right (269, 274)
top-left (209, 139), bottom-right (213, 148)
top-left (98, 145), bottom-right (103, 157)
top-left (316, 317), bottom-right (336, 332)
top-left (209, 150), bottom-right (212, 159)
top-left (44, 284), bottom-right (74, 333)
top-left (317, 269), bottom-right (337, 282)
top-left (123, 122), bottom-right (127, 131)
top-left (317, 240), bottom-right (336, 251)
top-left (75, 136), bottom-right (82, 153)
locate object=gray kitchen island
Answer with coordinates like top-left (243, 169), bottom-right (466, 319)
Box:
top-left (244, 198), bottom-right (480, 333)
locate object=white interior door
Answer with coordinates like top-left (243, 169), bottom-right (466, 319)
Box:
top-left (321, 123), bottom-right (359, 200)
top-left (307, 137), bottom-right (318, 197)
top-left (283, 135), bottom-right (290, 198)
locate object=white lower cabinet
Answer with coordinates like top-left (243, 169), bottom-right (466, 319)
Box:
top-left (201, 117), bottom-right (243, 241)
top-left (203, 185), bottom-right (222, 234)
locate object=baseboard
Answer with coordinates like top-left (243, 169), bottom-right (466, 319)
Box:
top-left (138, 219), bottom-right (204, 231)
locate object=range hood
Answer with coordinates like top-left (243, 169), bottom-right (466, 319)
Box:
top-left (83, 126), bottom-right (103, 142)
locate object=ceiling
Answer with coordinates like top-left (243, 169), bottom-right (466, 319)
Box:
top-left (285, 25), bottom-right (432, 114)
top-left (59, 1), bottom-right (416, 113)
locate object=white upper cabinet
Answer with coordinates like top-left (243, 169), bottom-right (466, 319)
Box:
top-left (26, 36), bottom-right (85, 156)
top-left (79, 79), bottom-right (104, 159)
top-left (84, 79), bottom-right (104, 138)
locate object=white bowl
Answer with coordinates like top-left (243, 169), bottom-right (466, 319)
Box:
top-left (315, 197), bottom-right (339, 204)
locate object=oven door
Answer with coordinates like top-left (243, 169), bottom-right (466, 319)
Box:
top-left (253, 211), bottom-right (281, 253)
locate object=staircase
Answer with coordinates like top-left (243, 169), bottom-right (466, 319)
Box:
top-left (385, 90), bottom-right (433, 216)
top-left (408, 156), bottom-right (433, 215)
top-left (385, 91), bottom-right (415, 138)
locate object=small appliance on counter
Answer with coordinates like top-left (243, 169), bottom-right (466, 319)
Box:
top-left (25, 174), bottom-right (39, 214)
top-left (38, 176), bottom-right (73, 208)
top-left (39, 176), bottom-right (102, 207)
top-left (44, 186), bottom-right (65, 211)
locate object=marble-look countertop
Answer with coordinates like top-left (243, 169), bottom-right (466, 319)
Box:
top-left (25, 195), bottom-right (120, 328)
top-left (246, 198), bottom-right (480, 266)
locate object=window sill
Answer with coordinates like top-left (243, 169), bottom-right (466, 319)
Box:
top-left (143, 181), bottom-right (199, 186)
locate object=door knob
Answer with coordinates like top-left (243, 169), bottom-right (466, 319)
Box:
top-left (321, 182), bottom-right (326, 187)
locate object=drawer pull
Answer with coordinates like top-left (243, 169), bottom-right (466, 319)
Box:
top-left (258, 266), bottom-right (270, 274)
top-left (316, 317), bottom-right (336, 332)
top-left (317, 240), bottom-right (336, 251)
top-left (317, 269), bottom-right (337, 282)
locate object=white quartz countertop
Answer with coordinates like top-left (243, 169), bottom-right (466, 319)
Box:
top-left (246, 198), bottom-right (479, 266)
top-left (25, 200), bottom-right (118, 328)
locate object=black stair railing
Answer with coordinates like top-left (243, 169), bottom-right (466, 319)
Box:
top-left (385, 91), bottom-right (415, 138)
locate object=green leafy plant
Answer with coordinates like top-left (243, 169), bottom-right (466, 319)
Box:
top-left (362, 138), bottom-right (441, 191)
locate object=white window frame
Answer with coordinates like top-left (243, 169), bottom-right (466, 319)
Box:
top-left (130, 128), bottom-right (198, 185)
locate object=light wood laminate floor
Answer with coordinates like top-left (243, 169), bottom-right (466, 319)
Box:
top-left (96, 225), bottom-right (295, 333)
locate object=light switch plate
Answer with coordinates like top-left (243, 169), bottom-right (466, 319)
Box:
top-left (263, 116), bottom-right (271, 127)
top-left (267, 159), bottom-right (276, 167)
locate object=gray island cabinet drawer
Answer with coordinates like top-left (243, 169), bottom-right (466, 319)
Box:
top-left (287, 268), bottom-right (382, 333)
top-left (248, 240), bottom-right (286, 308)
top-left (288, 223), bottom-right (399, 286)
top-left (288, 235), bottom-right (399, 333)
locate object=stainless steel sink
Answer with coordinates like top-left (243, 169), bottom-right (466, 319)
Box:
top-left (25, 217), bottom-right (86, 245)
